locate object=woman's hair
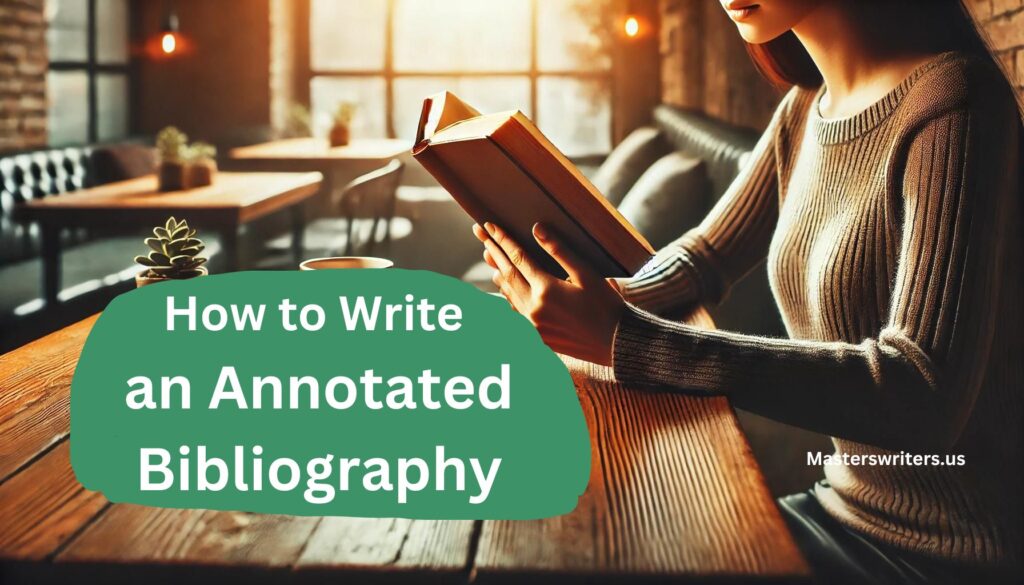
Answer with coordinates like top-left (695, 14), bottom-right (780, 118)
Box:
top-left (745, 0), bottom-right (1010, 91)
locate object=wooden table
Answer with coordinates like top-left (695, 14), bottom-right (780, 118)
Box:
top-left (15, 172), bottom-right (323, 306)
top-left (228, 138), bottom-right (411, 216)
top-left (0, 311), bottom-right (808, 584)
top-left (229, 138), bottom-right (411, 170)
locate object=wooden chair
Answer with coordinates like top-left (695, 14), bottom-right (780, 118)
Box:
top-left (335, 159), bottom-right (404, 255)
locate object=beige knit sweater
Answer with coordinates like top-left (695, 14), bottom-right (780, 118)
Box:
top-left (614, 52), bottom-right (1022, 566)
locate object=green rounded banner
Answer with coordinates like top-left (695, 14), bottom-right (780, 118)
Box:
top-left (70, 269), bottom-right (590, 519)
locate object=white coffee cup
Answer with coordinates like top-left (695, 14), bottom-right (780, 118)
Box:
top-left (299, 256), bottom-right (394, 270)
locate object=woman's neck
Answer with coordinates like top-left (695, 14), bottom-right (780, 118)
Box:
top-left (791, 2), bottom-right (950, 118)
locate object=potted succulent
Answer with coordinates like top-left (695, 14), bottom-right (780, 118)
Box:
top-left (134, 216), bottom-right (208, 288)
top-left (185, 141), bottom-right (217, 188)
top-left (328, 101), bottom-right (356, 147)
top-left (156, 126), bottom-right (189, 191)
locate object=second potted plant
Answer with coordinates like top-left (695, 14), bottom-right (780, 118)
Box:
top-left (156, 127), bottom-right (188, 191)
top-left (185, 141), bottom-right (217, 188)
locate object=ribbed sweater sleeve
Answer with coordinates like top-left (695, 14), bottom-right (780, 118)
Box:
top-left (619, 90), bottom-right (793, 317)
top-left (613, 96), bottom-right (1017, 453)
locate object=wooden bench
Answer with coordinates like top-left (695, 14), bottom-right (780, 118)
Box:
top-left (0, 311), bottom-right (808, 583)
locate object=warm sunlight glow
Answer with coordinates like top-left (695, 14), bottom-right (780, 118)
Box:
top-left (624, 16), bottom-right (640, 38)
top-left (161, 32), bottom-right (177, 54)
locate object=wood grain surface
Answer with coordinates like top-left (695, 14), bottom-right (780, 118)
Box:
top-left (0, 310), bottom-right (807, 583)
top-left (0, 440), bottom-right (106, 560)
top-left (58, 506), bottom-right (319, 566)
top-left (16, 172), bottom-right (323, 225)
top-left (0, 315), bottom-right (96, 482)
top-left (229, 138), bottom-right (410, 163)
top-left (295, 517), bottom-right (476, 579)
top-left (473, 307), bottom-right (808, 582)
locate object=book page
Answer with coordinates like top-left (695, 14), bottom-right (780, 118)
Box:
top-left (416, 91), bottom-right (483, 143)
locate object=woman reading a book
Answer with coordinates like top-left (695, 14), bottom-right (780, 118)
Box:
top-left (473, 1), bottom-right (1021, 583)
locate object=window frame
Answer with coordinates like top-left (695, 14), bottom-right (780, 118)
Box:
top-left (48, 0), bottom-right (132, 145)
top-left (300, 0), bottom-right (614, 140)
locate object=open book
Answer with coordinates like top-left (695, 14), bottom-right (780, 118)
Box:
top-left (412, 92), bottom-right (654, 279)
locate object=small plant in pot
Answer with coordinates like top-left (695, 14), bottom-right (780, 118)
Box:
top-left (184, 141), bottom-right (217, 188)
top-left (329, 101), bottom-right (356, 147)
top-left (134, 216), bottom-right (208, 288)
top-left (156, 126), bottom-right (188, 191)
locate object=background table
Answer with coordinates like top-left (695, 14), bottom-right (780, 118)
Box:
top-left (0, 310), bottom-right (808, 584)
top-left (228, 138), bottom-right (411, 217)
top-left (15, 172), bottom-right (323, 306)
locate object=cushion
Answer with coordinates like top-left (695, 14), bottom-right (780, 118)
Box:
top-left (590, 126), bottom-right (672, 206)
top-left (91, 145), bottom-right (157, 184)
top-left (617, 152), bottom-right (710, 250)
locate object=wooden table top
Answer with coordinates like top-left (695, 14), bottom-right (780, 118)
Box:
top-left (16, 171), bottom-right (324, 225)
top-left (229, 138), bottom-right (411, 164)
top-left (0, 312), bottom-right (808, 583)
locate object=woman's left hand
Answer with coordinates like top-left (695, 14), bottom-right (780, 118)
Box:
top-left (473, 222), bottom-right (625, 366)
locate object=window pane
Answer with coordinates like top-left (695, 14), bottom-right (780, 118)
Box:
top-left (46, 0), bottom-right (89, 62)
top-left (537, 77), bottom-right (610, 157)
top-left (393, 0), bottom-right (530, 72)
top-left (310, 76), bottom-right (387, 138)
top-left (97, 73), bottom-right (129, 141)
top-left (393, 76), bottom-right (531, 140)
top-left (96, 0), bottom-right (129, 64)
top-left (538, 0), bottom-right (611, 71)
top-left (47, 70), bottom-right (89, 145)
top-left (311, 0), bottom-right (387, 71)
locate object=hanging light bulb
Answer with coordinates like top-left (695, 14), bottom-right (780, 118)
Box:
top-left (623, 0), bottom-right (640, 39)
top-left (624, 16), bottom-right (640, 38)
top-left (161, 31), bottom-right (177, 54)
top-left (159, 1), bottom-right (180, 56)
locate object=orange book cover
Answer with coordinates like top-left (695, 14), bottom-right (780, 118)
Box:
top-left (413, 92), bottom-right (654, 279)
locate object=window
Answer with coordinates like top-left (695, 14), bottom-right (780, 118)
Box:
top-left (308, 0), bottom-right (612, 156)
top-left (46, 0), bottom-right (131, 145)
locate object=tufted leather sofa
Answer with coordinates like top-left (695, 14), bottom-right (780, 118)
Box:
top-left (0, 144), bottom-right (159, 344)
top-left (0, 147), bottom-right (96, 264)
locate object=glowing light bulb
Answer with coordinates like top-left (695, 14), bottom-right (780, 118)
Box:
top-left (161, 32), bottom-right (177, 54)
top-left (624, 16), bottom-right (640, 38)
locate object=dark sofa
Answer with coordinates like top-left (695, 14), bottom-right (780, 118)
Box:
top-left (0, 144), bottom-right (158, 351)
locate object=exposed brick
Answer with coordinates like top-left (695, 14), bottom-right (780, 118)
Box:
top-left (14, 8), bottom-right (43, 26)
top-left (1016, 48), bottom-right (1024, 86)
top-left (966, 0), bottom-right (994, 20)
top-left (0, 0), bottom-right (46, 152)
top-left (991, 0), bottom-right (1023, 17)
top-left (22, 115), bottom-right (45, 132)
top-left (0, 23), bottom-right (22, 40)
top-left (987, 10), bottom-right (1024, 50)
top-left (997, 50), bottom-right (1017, 80)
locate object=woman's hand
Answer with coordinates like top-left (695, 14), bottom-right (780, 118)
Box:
top-left (472, 222), bottom-right (625, 366)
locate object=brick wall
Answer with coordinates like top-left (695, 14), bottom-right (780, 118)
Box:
top-left (967, 0), bottom-right (1024, 100)
top-left (659, 0), bottom-right (780, 130)
top-left (0, 0), bottom-right (46, 153)
top-left (661, 0), bottom-right (1024, 131)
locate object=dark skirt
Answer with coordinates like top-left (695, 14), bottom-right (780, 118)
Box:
top-left (778, 483), bottom-right (1019, 585)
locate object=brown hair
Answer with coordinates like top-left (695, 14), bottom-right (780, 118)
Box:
top-left (744, 1), bottom-right (1010, 92)
top-left (745, 31), bottom-right (821, 89)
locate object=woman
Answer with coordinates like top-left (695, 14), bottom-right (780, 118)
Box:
top-left (474, 1), bottom-right (1022, 583)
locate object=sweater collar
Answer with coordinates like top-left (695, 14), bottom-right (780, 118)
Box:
top-left (809, 51), bottom-right (959, 145)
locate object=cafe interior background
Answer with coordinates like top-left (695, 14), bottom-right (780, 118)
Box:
top-left (1, 0), bottom-right (1023, 498)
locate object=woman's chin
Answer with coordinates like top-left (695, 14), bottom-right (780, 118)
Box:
top-left (735, 23), bottom-right (784, 45)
